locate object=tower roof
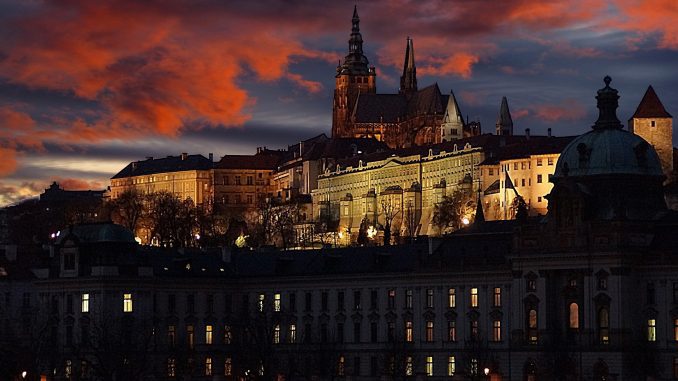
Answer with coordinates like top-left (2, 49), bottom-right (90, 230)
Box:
top-left (399, 37), bottom-right (417, 94)
top-left (446, 90), bottom-right (463, 122)
top-left (337, 5), bottom-right (372, 76)
top-left (631, 85), bottom-right (672, 119)
top-left (496, 96), bottom-right (513, 127)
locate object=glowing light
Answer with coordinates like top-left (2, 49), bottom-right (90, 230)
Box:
top-left (367, 225), bottom-right (377, 239)
top-left (195, 234), bottom-right (200, 240)
top-left (21, 371), bottom-right (27, 379)
top-left (338, 231), bottom-right (344, 239)
top-left (484, 368), bottom-right (490, 376)
top-left (462, 217), bottom-right (470, 225)
top-left (134, 237), bottom-right (142, 244)
top-left (50, 233), bottom-right (56, 239)
top-left (235, 234), bottom-right (248, 248)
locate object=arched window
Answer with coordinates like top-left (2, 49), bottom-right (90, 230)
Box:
top-left (527, 309), bottom-right (538, 343)
top-left (569, 303), bottom-right (579, 329)
top-left (598, 308), bottom-right (609, 344)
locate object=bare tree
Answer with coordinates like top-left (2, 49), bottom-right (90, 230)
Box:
top-left (432, 190), bottom-right (475, 235)
top-left (380, 197), bottom-right (401, 246)
top-left (109, 189), bottom-right (144, 233)
top-left (402, 200), bottom-right (419, 243)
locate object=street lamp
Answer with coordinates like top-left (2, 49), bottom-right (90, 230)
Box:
top-left (21, 371), bottom-right (27, 379)
top-left (483, 367), bottom-right (490, 380)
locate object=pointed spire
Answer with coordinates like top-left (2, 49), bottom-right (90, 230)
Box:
top-left (593, 76), bottom-right (623, 130)
top-left (496, 96), bottom-right (514, 136)
top-left (631, 85), bottom-right (672, 119)
top-left (399, 37), bottom-right (418, 95)
top-left (337, 5), bottom-right (371, 76)
top-left (448, 90), bottom-right (463, 122)
top-left (474, 188), bottom-right (485, 225)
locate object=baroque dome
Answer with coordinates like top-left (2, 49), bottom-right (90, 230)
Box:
top-left (553, 76), bottom-right (663, 179)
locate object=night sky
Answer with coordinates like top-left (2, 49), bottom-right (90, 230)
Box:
top-left (0, 0), bottom-right (677, 206)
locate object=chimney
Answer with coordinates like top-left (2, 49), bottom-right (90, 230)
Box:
top-left (525, 128), bottom-right (530, 139)
top-left (256, 147), bottom-right (262, 154)
top-left (208, 153), bottom-right (213, 162)
top-left (547, 128), bottom-right (552, 137)
top-left (181, 152), bottom-right (188, 160)
top-left (132, 162), bottom-right (138, 170)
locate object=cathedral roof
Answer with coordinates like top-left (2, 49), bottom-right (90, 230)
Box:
top-left (630, 85), bottom-right (672, 119)
top-left (352, 83), bottom-right (448, 124)
top-left (215, 152), bottom-right (284, 170)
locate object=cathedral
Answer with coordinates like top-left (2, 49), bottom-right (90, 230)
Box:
top-left (331, 6), bottom-right (482, 149)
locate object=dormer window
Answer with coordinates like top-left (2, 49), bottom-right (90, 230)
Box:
top-left (64, 253), bottom-right (76, 270)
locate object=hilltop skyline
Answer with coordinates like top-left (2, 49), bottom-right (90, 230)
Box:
top-left (1, 0), bottom-right (677, 206)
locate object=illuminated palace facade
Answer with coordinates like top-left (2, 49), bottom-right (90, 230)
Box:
top-left (4, 78), bottom-right (678, 381)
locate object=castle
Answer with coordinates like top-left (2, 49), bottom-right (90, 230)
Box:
top-left (331, 6), bottom-right (483, 149)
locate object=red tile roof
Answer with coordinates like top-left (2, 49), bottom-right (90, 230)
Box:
top-left (631, 86), bottom-right (672, 119)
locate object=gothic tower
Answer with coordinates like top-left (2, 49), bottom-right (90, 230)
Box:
top-left (496, 96), bottom-right (514, 136)
top-left (332, 6), bottom-right (376, 138)
top-left (628, 85), bottom-right (674, 180)
top-left (399, 37), bottom-right (417, 96)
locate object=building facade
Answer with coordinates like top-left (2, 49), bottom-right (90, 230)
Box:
top-left (110, 153), bottom-right (213, 205)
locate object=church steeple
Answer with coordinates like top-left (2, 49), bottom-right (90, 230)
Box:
top-left (496, 96), bottom-right (514, 136)
top-left (336, 5), bottom-right (372, 76)
top-left (399, 37), bottom-right (417, 95)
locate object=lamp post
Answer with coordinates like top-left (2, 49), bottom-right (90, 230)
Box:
top-left (483, 367), bottom-right (490, 381)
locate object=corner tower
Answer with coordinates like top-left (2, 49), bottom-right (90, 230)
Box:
top-left (628, 85), bottom-right (673, 180)
top-left (332, 6), bottom-right (376, 138)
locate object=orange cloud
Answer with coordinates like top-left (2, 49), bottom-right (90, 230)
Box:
top-left (518, 99), bottom-right (588, 123)
top-left (418, 53), bottom-right (480, 79)
top-left (0, 148), bottom-right (17, 176)
top-left (613, 0), bottom-right (678, 49)
top-left (52, 178), bottom-right (105, 191)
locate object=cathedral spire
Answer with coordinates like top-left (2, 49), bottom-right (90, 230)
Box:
top-left (399, 37), bottom-right (417, 95)
top-left (336, 5), bottom-right (371, 76)
top-left (496, 96), bottom-right (514, 136)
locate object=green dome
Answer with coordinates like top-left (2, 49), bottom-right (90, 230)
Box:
top-left (554, 128), bottom-right (663, 178)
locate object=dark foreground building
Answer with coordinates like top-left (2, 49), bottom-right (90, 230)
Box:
top-left (2, 78), bottom-right (678, 381)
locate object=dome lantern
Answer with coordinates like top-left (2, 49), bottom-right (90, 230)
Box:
top-left (593, 76), bottom-right (623, 131)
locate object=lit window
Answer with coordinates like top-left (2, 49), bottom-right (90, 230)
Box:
top-left (674, 319), bottom-right (678, 342)
top-left (470, 288), bottom-right (478, 308)
top-left (426, 288), bottom-right (434, 308)
top-left (205, 357), bottom-right (212, 376)
top-left (123, 293), bottom-right (133, 313)
top-left (224, 357), bottom-right (232, 376)
top-left (470, 358), bottom-right (479, 376)
top-left (274, 324), bottom-right (280, 344)
top-left (167, 358), bottom-right (176, 377)
top-left (648, 319), bottom-right (656, 342)
top-left (493, 287), bottom-right (501, 307)
top-left (65, 359), bottom-right (72, 379)
top-left (274, 293), bottom-right (281, 312)
top-left (569, 303), bottom-right (579, 329)
top-left (187, 324), bottom-right (194, 349)
top-left (528, 309), bottom-right (538, 343)
top-left (289, 324), bottom-right (296, 343)
top-left (447, 356), bottom-right (456, 376)
top-left (81, 293), bottom-right (89, 313)
top-left (599, 308), bottom-right (610, 344)
top-left (258, 294), bottom-right (265, 312)
top-left (448, 320), bottom-right (457, 342)
top-left (405, 356), bottom-right (413, 376)
top-left (338, 356), bottom-right (345, 376)
top-left (448, 288), bottom-right (456, 308)
top-left (425, 356), bottom-right (433, 377)
top-left (224, 324), bottom-right (232, 344)
top-left (493, 320), bottom-right (502, 341)
top-left (405, 321), bottom-right (413, 342)
top-left (205, 325), bottom-right (213, 345)
top-left (168, 325), bottom-right (176, 347)
top-left (388, 289), bottom-right (396, 309)
top-left (426, 321), bottom-right (434, 342)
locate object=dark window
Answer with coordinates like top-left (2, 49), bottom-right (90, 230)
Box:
top-left (354, 290), bottom-right (361, 310)
top-left (337, 323), bottom-right (344, 343)
top-left (168, 294), bottom-right (176, 313)
top-left (337, 291), bottom-right (345, 311)
top-left (321, 292), bottom-right (328, 311)
top-left (387, 322), bottom-right (395, 342)
top-left (187, 294), bottom-right (195, 314)
top-left (651, 120), bottom-right (656, 127)
top-left (470, 319), bottom-right (479, 340)
top-left (206, 294), bottom-right (214, 314)
top-left (370, 290), bottom-right (378, 310)
top-left (387, 289), bottom-right (396, 309)
top-left (673, 282), bottom-right (678, 303)
top-left (405, 289), bottom-right (413, 309)
top-left (304, 323), bottom-right (312, 343)
top-left (224, 294), bottom-right (232, 313)
top-left (370, 322), bottom-right (378, 343)
top-left (537, 174), bottom-right (543, 183)
top-left (66, 325), bottom-right (73, 346)
top-left (354, 322), bottom-right (361, 343)
top-left (354, 357), bottom-right (361, 376)
top-left (320, 324), bottom-right (328, 343)
top-left (371, 357), bottom-right (378, 377)
top-left (22, 293), bottom-right (30, 308)
top-left (448, 320), bottom-right (457, 342)
top-left (289, 292), bottom-right (296, 311)
top-left (66, 294), bottom-right (73, 314)
top-left (647, 282), bottom-right (656, 305)
top-left (527, 279), bottom-right (537, 292)
top-left (63, 253), bottom-right (76, 270)
top-left (305, 292), bottom-right (312, 311)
